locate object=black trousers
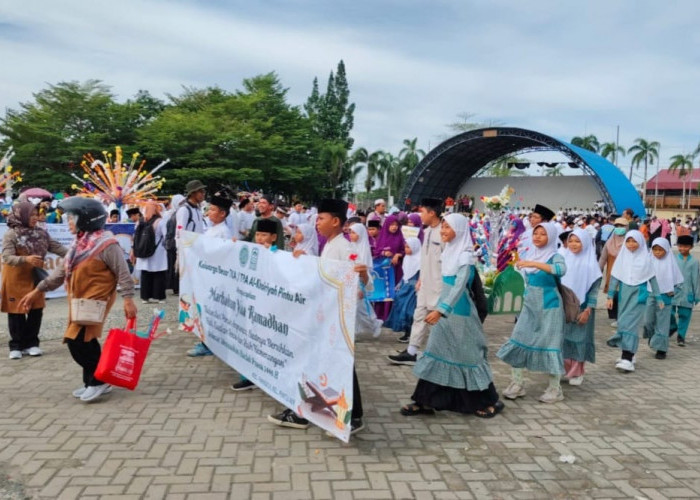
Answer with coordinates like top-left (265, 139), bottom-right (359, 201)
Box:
top-left (140, 270), bottom-right (167, 301)
top-left (607, 294), bottom-right (619, 320)
top-left (352, 368), bottom-right (363, 419)
top-left (166, 249), bottom-right (179, 294)
top-left (66, 327), bottom-right (104, 387)
top-left (7, 309), bottom-right (43, 351)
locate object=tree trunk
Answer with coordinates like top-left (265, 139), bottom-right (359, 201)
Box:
top-left (628, 165), bottom-right (633, 181)
top-left (642, 158), bottom-right (648, 206)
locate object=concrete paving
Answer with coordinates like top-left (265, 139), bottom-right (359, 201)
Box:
top-left (1, 289), bottom-right (700, 499)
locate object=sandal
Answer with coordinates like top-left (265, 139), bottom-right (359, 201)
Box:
top-left (474, 400), bottom-right (505, 419)
top-left (400, 403), bottom-right (435, 416)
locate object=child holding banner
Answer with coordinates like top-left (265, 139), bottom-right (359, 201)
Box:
top-left (268, 198), bottom-right (366, 435)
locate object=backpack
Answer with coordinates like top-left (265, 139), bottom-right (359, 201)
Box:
top-left (555, 278), bottom-right (581, 323)
top-left (165, 204), bottom-right (194, 251)
top-left (133, 217), bottom-right (162, 258)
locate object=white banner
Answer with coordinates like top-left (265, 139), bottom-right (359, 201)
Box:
top-left (0, 223), bottom-right (139, 298)
top-left (178, 231), bottom-right (358, 441)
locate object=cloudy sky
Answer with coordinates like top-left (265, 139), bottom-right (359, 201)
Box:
top-left (1, 0), bottom-right (699, 184)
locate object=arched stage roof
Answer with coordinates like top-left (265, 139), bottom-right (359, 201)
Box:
top-left (402, 127), bottom-right (645, 217)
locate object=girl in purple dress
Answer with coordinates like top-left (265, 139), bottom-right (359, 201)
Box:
top-left (372, 215), bottom-right (406, 320)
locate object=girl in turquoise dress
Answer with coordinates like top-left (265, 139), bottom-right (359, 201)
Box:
top-left (402, 213), bottom-right (502, 418)
top-left (561, 228), bottom-right (602, 386)
top-left (606, 230), bottom-right (661, 372)
top-left (497, 222), bottom-right (567, 404)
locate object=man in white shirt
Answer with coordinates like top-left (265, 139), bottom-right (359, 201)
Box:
top-left (367, 199), bottom-right (387, 227)
top-left (205, 195), bottom-right (233, 240)
top-left (288, 202), bottom-right (306, 228)
top-left (237, 198), bottom-right (255, 239)
top-left (176, 180), bottom-right (206, 237)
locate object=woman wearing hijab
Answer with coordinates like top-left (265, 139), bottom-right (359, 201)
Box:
top-left (135, 201), bottom-right (168, 303)
top-left (605, 230), bottom-right (661, 372)
top-left (349, 223), bottom-right (382, 337)
top-left (384, 237), bottom-right (421, 341)
top-left (643, 238), bottom-right (684, 359)
top-left (20, 197), bottom-right (136, 402)
top-left (497, 218), bottom-right (525, 272)
top-left (372, 214), bottom-right (406, 320)
top-left (561, 229), bottom-right (603, 386)
top-left (401, 213), bottom-right (502, 418)
top-left (2, 202), bottom-right (68, 359)
top-left (291, 223), bottom-right (319, 257)
top-left (497, 222), bottom-right (567, 403)
top-left (406, 213), bottom-right (424, 243)
top-left (599, 217), bottom-right (629, 326)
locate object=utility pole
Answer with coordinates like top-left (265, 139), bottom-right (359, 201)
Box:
top-left (654, 145), bottom-right (660, 214)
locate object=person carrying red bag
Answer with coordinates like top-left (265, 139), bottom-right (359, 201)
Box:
top-left (20, 197), bottom-right (137, 403)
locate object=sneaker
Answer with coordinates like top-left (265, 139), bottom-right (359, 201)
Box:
top-left (678, 337), bottom-right (686, 347)
top-left (615, 359), bottom-right (635, 372)
top-left (80, 384), bottom-right (112, 402)
top-left (568, 376), bottom-right (584, 386)
top-left (267, 409), bottom-right (309, 429)
top-left (397, 333), bottom-right (410, 343)
top-left (141, 300), bottom-right (149, 304)
top-left (72, 386), bottom-right (87, 398)
top-left (669, 328), bottom-right (677, 338)
top-left (387, 350), bottom-right (417, 365)
top-left (187, 342), bottom-right (213, 357)
top-left (26, 346), bottom-right (43, 357)
top-left (9, 350), bottom-right (22, 360)
top-left (610, 321), bottom-right (618, 328)
top-left (538, 387), bottom-right (564, 403)
top-left (655, 351), bottom-right (667, 360)
top-left (502, 381), bottom-right (526, 400)
top-left (231, 379), bottom-right (255, 391)
top-left (350, 418), bottom-right (365, 435)
top-left (615, 355), bottom-right (636, 365)
top-left (606, 339), bottom-right (619, 348)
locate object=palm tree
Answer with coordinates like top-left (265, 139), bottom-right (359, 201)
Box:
top-left (628, 138), bottom-right (660, 206)
top-left (479, 155), bottom-right (529, 177)
top-left (600, 141), bottom-right (626, 166)
top-left (544, 164), bottom-right (565, 177)
top-left (571, 135), bottom-right (600, 153)
top-left (398, 138), bottom-right (426, 172)
top-left (669, 153), bottom-right (694, 209)
top-left (321, 142), bottom-right (349, 198)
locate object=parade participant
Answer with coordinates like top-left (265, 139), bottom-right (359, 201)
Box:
top-left (671, 235), bottom-right (700, 346)
top-left (372, 214), bottom-right (406, 320)
top-left (517, 204), bottom-right (555, 262)
top-left (406, 212), bottom-right (425, 243)
top-left (401, 213), bottom-right (503, 418)
top-left (246, 195), bottom-right (285, 249)
top-left (275, 206), bottom-right (291, 236)
top-left (164, 194), bottom-right (185, 296)
top-left (388, 198), bottom-right (443, 366)
top-left (288, 201), bottom-right (306, 228)
top-left (268, 198), bottom-right (366, 435)
top-left (108, 209), bottom-right (120, 223)
top-left (366, 220), bottom-right (380, 251)
top-left (205, 195), bottom-right (233, 240)
top-left (605, 230), bottom-right (661, 372)
top-left (237, 198), bottom-right (255, 239)
top-left (497, 218), bottom-right (525, 272)
top-left (176, 180), bottom-right (206, 236)
top-left (497, 222), bottom-right (567, 403)
top-left (599, 217), bottom-right (629, 327)
top-left (291, 223), bottom-right (319, 257)
top-left (643, 238), bottom-right (683, 359)
top-left (349, 223), bottom-right (382, 338)
top-left (134, 201), bottom-right (168, 304)
top-left (3, 202), bottom-right (67, 359)
top-left (126, 206), bottom-right (141, 223)
top-left (561, 229), bottom-right (602, 386)
top-left (367, 199), bottom-right (387, 227)
top-left (385, 237), bottom-right (421, 342)
top-left (253, 218), bottom-right (279, 248)
top-left (19, 197), bottom-right (136, 402)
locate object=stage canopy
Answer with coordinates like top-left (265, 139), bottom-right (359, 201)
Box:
top-left (402, 127), bottom-right (645, 217)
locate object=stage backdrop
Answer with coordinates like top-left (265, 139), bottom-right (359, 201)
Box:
top-left (178, 231), bottom-right (358, 442)
top-left (0, 223), bottom-right (137, 298)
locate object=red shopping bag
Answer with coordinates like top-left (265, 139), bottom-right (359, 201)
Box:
top-left (94, 318), bottom-right (152, 390)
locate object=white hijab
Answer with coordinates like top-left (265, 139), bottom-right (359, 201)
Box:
top-left (649, 237), bottom-right (684, 293)
top-left (402, 237), bottom-right (421, 282)
top-left (522, 222), bottom-right (559, 274)
top-left (610, 230), bottom-right (655, 286)
top-left (561, 228), bottom-right (603, 303)
top-left (440, 213), bottom-right (474, 276)
top-left (349, 223), bottom-right (373, 268)
top-left (295, 223), bottom-right (319, 256)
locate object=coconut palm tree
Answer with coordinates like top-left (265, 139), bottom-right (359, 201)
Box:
top-left (571, 135), bottom-right (600, 153)
top-left (600, 142), bottom-right (626, 166)
top-left (628, 138), bottom-right (660, 206)
top-left (544, 164), bottom-right (565, 177)
top-left (398, 138), bottom-right (426, 171)
top-left (669, 153), bottom-right (694, 209)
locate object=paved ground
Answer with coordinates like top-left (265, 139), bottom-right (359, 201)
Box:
top-left (2, 288), bottom-right (700, 500)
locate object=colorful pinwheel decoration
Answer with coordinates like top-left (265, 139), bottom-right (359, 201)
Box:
top-left (71, 146), bottom-right (169, 207)
top-left (0, 146), bottom-right (22, 197)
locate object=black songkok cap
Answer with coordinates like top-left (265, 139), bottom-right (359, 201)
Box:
top-left (677, 235), bottom-right (694, 246)
top-left (421, 198), bottom-right (443, 213)
top-left (533, 204), bottom-right (555, 221)
top-left (209, 195), bottom-right (233, 211)
top-left (256, 218), bottom-right (278, 234)
top-left (126, 207), bottom-right (141, 216)
top-left (367, 220), bottom-right (381, 229)
top-left (318, 198), bottom-right (348, 215)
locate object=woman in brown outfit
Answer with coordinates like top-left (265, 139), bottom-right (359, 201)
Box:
top-left (20, 197), bottom-right (137, 402)
top-left (2, 201), bottom-right (67, 359)
top-left (598, 217), bottom-right (629, 325)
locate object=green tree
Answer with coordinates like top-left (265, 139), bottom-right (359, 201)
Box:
top-left (628, 138), bottom-right (660, 206)
top-left (544, 164), bottom-right (565, 177)
top-left (398, 138), bottom-right (426, 172)
top-left (447, 112), bottom-right (504, 133)
top-left (571, 134), bottom-right (600, 153)
top-left (669, 153), bottom-right (694, 209)
top-left (305, 60), bottom-right (355, 150)
top-left (600, 141), bottom-right (626, 167)
top-left (479, 155), bottom-right (529, 177)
